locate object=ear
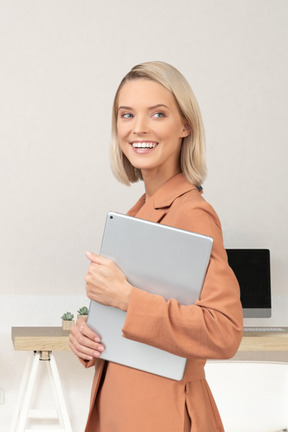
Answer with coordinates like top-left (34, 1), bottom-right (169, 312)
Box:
top-left (180, 123), bottom-right (191, 138)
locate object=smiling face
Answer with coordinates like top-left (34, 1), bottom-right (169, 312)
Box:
top-left (116, 79), bottom-right (191, 183)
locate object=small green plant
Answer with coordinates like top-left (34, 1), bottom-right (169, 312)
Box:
top-left (61, 312), bottom-right (74, 321)
top-left (77, 306), bottom-right (89, 316)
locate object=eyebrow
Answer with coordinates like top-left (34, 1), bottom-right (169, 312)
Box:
top-left (117, 104), bottom-right (170, 112)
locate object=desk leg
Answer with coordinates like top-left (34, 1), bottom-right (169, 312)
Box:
top-left (11, 351), bottom-right (73, 432)
top-left (11, 352), bottom-right (34, 432)
top-left (48, 354), bottom-right (73, 432)
top-left (11, 352), bottom-right (40, 432)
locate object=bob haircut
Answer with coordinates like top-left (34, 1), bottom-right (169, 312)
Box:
top-left (110, 61), bottom-right (207, 187)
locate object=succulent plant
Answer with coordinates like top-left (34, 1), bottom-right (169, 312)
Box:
top-left (77, 306), bottom-right (89, 316)
top-left (61, 312), bottom-right (74, 321)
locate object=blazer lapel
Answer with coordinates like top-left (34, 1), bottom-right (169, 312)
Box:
top-left (127, 174), bottom-right (198, 223)
top-left (134, 200), bottom-right (168, 223)
top-left (127, 193), bottom-right (167, 223)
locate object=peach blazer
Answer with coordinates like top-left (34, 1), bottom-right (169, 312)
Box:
top-left (81, 173), bottom-right (243, 432)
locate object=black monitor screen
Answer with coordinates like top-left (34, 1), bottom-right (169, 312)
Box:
top-left (226, 249), bottom-right (271, 317)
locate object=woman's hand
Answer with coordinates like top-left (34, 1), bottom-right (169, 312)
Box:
top-left (85, 251), bottom-right (133, 311)
top-left (69, 317), bottom-right (105, 361)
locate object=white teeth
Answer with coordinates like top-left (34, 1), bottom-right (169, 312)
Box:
top-left (132, 142), bottom-right (157, 149)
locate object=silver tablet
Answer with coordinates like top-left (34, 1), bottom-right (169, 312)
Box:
top-left (87, 211), bottom-right (213, 380)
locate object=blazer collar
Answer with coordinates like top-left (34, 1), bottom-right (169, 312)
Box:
top-left (127, 173), bottom-right (199, 223)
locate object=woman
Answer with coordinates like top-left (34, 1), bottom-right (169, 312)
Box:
top-left (70, 61), bottom-right (243, 431)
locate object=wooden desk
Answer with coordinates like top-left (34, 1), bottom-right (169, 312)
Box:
top-left (239, 328), bottom-right (288, 352)
top-left (11, 326), bottom-right (288, 432)
top-left (12, 325), bottom-right (288, 354)
top-left (12, 326), bottom-right (70, 357)
top-left (11, 326), bottom-right (73, 432)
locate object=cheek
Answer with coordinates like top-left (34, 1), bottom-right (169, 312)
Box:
top-left (116, 121), bottom-right (130, 138)
top-left (116, 123), bottom-right (122, 139)
top-left (119, 141), bottom-right (125, 153)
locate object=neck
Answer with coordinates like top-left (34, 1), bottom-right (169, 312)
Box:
top-left (142, 168), bottom-right (181, 201)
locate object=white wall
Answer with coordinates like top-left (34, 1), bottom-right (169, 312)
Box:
top-left (0, 0), bottom-right (287, 430)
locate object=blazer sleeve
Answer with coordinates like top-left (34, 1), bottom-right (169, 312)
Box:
top-left (122, 200), bottom-right (243, 360)
top-left (79, 357), bottom-right (97, 368)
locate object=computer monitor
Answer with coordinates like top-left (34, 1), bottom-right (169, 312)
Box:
top-left (226, 249), bottom-right (271, 318)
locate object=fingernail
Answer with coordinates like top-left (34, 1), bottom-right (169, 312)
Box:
top-left (98, 345), bottom-right (104, 352)
top-left (94, 336), bottom-right (101, 342)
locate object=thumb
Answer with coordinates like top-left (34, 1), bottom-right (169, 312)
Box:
top-left (86, 251), bottom-right (109, 265)
top-left (86, 251), bottom-right (99, 263)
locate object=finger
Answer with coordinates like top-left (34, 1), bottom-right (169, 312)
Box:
top-left (69, 338), bottom-right (97, 360)
top-left (72, 324), bottom-right (102, 350)
top-left (69, 330), bottom-right (105, 360)
top-left (86, 251), bottom-right (112, 266)
top-left (75, 318), bottom-right (102, 343)
top-left (69, 335), bottom-right (94, 360)
top-left (69, 336), bottom-right (104, 360)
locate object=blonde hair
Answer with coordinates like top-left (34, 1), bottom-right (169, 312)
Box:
top-left (110, 61), bottom-right (207, 187)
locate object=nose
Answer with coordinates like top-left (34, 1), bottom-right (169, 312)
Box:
top-left (132, 114), bottom-right (148, 134)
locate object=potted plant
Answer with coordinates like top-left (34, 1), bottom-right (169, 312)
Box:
top-left (61, 312), bottom-right (75, 330)
top-left (77, 306), bottom-right (89, 319)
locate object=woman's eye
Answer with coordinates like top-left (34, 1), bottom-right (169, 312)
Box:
top-left (153, 112), bottom-right (165, 118)
top-left (121, 113), bottom-right (133, 119)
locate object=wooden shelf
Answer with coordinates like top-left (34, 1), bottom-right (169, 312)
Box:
top-left (12, 327), bottom-right (70, 352)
